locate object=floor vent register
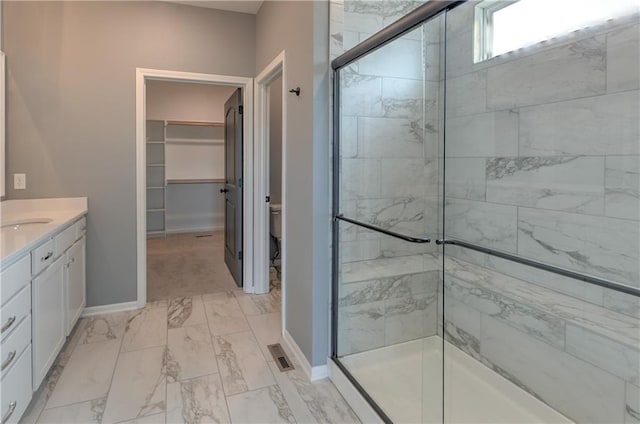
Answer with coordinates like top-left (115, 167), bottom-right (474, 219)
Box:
top-left (268, 344), bottom-right (295, 372)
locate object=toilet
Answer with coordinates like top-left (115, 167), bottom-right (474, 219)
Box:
top-left (269, 204), bottom-right (282, 264)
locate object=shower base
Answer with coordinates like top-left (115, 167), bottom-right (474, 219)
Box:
top-left (340, 336), bottom-right (573, 423)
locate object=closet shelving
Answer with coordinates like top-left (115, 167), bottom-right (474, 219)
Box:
top-left (146, 120), bottom-right (225, 238)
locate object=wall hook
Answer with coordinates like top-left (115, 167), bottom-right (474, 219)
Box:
top-left (289, 87), bottom-right (301, 96)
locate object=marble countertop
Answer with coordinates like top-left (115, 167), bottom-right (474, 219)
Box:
top-left (1, 198), bottom-right (88, 268)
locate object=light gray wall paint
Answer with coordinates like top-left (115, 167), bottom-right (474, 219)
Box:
top-left (256, 0), bottom-right (330, 366)
top-left (268, 75), bottom-right (282, 205)
top-left (146, 81), bottom-right (236, 122)
top-left (4, 1), bottom-right (255, 306)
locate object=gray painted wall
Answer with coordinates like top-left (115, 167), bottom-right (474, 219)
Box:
top-left (3, 1), bottom-right (255, 306)
top-left (268, 75), bottom-right (282, 205)
top-left (256, 1), bottom-right (331, 366)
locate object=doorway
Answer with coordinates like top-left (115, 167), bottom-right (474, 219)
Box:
top-left (135, 68), bottom-right (254, 307)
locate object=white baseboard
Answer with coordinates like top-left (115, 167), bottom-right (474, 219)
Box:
top-left (282, 330), bottom-right (329, 382)
top-left (165, 225), bottom-right (223, 234)
top-left (82, 301), bottom-right (140, 317)
top-left (328, 359), bottom-right (383, 424)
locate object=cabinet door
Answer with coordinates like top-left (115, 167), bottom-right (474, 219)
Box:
top-left (32, 256), bottom-right (65, 390)
top-left (65, 237), bottom-right (86, 335)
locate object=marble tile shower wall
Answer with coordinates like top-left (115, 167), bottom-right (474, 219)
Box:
top-left (331, 0), bottom-right (445, 355)
top-left (442, 3), bottom-right (640, 423)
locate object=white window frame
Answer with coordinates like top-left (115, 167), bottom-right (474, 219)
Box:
top-left (474, 0), bottom-right (519, 63)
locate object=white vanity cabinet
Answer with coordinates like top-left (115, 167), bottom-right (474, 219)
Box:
top-left (0, 209), bottom-right (87, 423)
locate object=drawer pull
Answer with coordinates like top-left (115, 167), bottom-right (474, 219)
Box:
top-left (1, 351), bottom-right (16, 371)
top-left (41, 251), bottom-right (53, 262)
top-left (0, 316), bottom-right (16, 334)
top-left (0, 401), bottom-right (16, 424)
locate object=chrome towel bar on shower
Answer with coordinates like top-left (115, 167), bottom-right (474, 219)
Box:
top-left (334, 214), bottom-right (431, 244)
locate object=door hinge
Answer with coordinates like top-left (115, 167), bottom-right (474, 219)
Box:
top-left (238, 105), bottom-right (244, 115)
top-left (239, 178), bottom-right (243, 188)
top-left (239, 251), bottom-right (243, 261)
top-left (266, 196), bottom-right (270, 203)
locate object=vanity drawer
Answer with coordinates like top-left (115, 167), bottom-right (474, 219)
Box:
top-left (0, 256), bottom-right (30, 307)
top-left (0, 286), bottom-right (30, 342)
top-left (32, 239), bottom-right (55, 276)
top-left (0, 345), bottom-right (32, 424)
top-left (54, 224), bottom-right (76, 258)
top-left (0, 315), bottom-right (30, 378)
top-left (75, 217), bottom-right (87, 239)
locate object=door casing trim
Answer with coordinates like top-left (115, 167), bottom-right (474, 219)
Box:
top-left (135, 68), bottom-right (255, 307)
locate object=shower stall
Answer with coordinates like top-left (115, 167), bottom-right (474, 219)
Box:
top-left (330, 1), bottom-right (640, 422)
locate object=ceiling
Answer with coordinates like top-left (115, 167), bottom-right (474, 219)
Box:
top-left (165, 1), bottom-right (264, 14)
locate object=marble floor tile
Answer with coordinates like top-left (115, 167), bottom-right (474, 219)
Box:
top-left (246, 312), bottom-right (282, 360)
top-left (226, 386), bottom-right (295, 424)
top-left (213, 331), bottom-right (276, 396)
top-left (122, 306), bottom-right (168, 352)
top-left (166, 324), bottom-right (218, 383)
top-left (166, 374), bottom-right (230, 424)
top-left (203, 294), bottom-right (250, 336)
top-left (76, 311), bottom-right (129, 344)
top-left (102, 346), bottom-right (167, 424)
top-left (168, 296), bottom-right (207, 329)
top-left (46, 339), bottom-right (121, 409)
top-left (38, 397), bottom-right (106, 424)
top-left (120, 413), bottom-right (167, 424)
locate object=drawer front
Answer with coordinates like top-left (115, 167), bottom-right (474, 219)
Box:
top-left (54, 224), bottom-right (76, 259)
top-left (0, 315), bottom-right (30, 378)
top-left (0, 286), bottom-right (30, 343)
top-left (31, 239), bottom-right (55, 276)
top-left (75, 217), bottom-right (87, 239)
top-left (0, 346), bottom-right (32, 424)
top-left (0, 256), bottom-right (30, 307)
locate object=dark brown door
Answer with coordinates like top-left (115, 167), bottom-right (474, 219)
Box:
top-left (223, 88), bottom-right (243, 287)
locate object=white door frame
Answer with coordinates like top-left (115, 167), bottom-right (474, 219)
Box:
top-left (254, 52), bottom-right (287, 322)
top-left (135, 68), bottom-right (255, 307)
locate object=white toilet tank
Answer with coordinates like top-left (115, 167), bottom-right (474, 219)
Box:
top-left (269, 204), bottom-right (282, 239)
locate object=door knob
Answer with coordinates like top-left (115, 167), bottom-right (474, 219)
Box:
top-left (220, 188), bottom-right (229, 193)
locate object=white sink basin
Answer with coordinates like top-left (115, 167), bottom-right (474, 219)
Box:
top-left (1, 218), bottom-right (54, 229)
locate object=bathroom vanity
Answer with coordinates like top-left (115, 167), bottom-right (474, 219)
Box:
top-left (0, 198), bottom-right (87, 423)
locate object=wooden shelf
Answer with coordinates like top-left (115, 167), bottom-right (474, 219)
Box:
top-left (167, 179), bottom-right (224, 185)
top-left (166, 120), bottom-right (224, 128)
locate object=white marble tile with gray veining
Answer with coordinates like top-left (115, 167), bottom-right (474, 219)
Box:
top-left (381, 77), bottom-right (424, 120)
top-left (203, 294), bottom-right (250, 336)
top-left (340, 253), bottom-right (439, 284)
top-left (627, 383), bottom-right (640, 424)
top-left (604, 290), bottom-right (640, 320)
top-left (338, 301), bottom-right (385, 355)
top-left (445, 70), bottom-right (487, 118)
top-left (246, 312), bottom-right (282, 361)
top-left (519, 90), bottom-right (640, 156)
top-left (339, 239), bottom-right (381, 264)
top-left (379, 158), bottom-right (429, 198)
top-left (226, 386), bottom-right (295, 424)
top-left (486, 156), bottom-right (605, 215)
top-left (445, 198), bottom-right (518, 252)
top-left (341, 68), bottom-right (383, 117)
top-left (341, 115), bottom-right (358, 158)
top-left (445, 256), bottom-right (640, 349)
top-left (355, 197), bottom-right (425, 240)
top-left (166, 324), bottom-right (218, 383)
top-left (487, 35), bottom-right (606, 109)
top-left (385, 291), bottom-right (438, 344)
top-left (122, 306), bottom-right (168, 352)
top-left (213, 331), bottom-right (275, 396)
top-left (445, 158), bottom-right (486, 201)
top-left (517, 207), bottom-right (639, 288)
top-left (102, 346), bottom-right (167, 424)
top-left (166, 374), bottom-right (230, 424)
top-left (481, 317), bottom-right (626, 424)
top-left (606, 155), bottom-right (640, 220)
top-left (46, 340), bottom-right (121, 409)
top-left (607, 22), bottom-right (640, 93)
top-left (358, 116), bottom-right (423, 158)
top-left (444, 274), bottom-right (566, 349)
top-left (566, 324), bottom-right (640, 386)
top-left (341, 158), bottom-right (380, 201)
top-left (443, 297), bottom-right (483, 360)
top-left (359, 37), bottom-right (423, 80)
top-left (339, 271), bottom-right (439, 307)
top-left (77, 312), bottom-right (129, 344)
top-left (445, 110), bottom-right (518, 157)
top-left (167, 296), bottom-right (207, 329)
top-left (38, 398), bottom-right (106, 424)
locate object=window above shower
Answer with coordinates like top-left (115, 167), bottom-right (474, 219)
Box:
top-left (475, 0), bottom-right (640, 62)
